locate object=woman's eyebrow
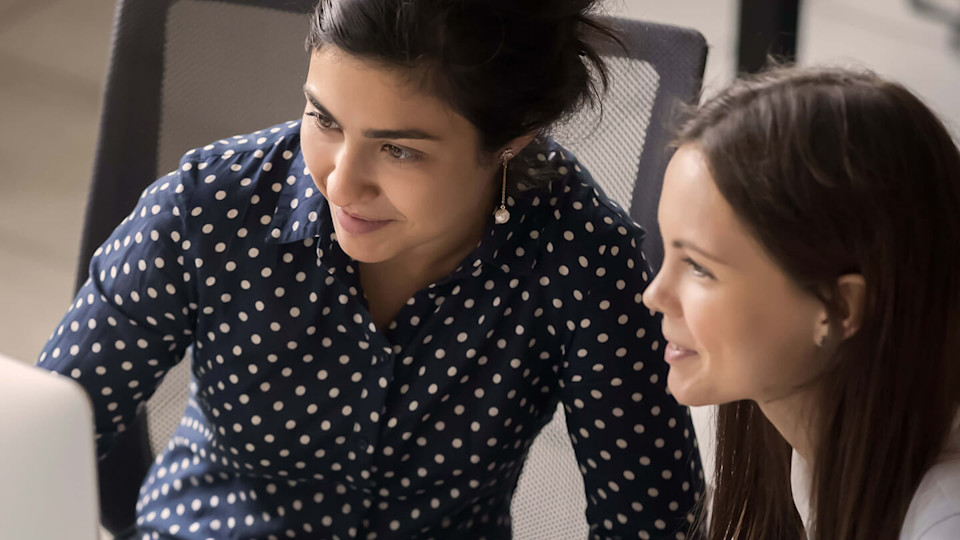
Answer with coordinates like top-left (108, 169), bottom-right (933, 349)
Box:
top-left (303, 86), bottom-right (340, 125)
top-left (303, 85), bottom-right (441, 141)
top-left (361, 128), bottom-right (441, 141)
top-left (672, 239), bottom-right (728, 265)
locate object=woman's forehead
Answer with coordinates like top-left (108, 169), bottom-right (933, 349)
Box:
top-left (661, 146), bottom-right (773, 271)
top-left (305, 48), bottom-right (469, 137)
top-left (661, 147), bottom-right (730, 236)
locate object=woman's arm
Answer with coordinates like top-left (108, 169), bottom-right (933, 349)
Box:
top-left (559, 219), bottom-right (705, 539)
top-left (37, 160), bottom-right (199, 459)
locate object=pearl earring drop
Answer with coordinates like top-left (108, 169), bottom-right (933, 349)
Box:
top-left (495, 149), bottom-right (514, 225)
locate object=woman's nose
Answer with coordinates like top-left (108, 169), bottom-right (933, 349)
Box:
top-left (325, 148), bottom-right (377, 206)
top-left (642, 270), bottom-right (671, 316)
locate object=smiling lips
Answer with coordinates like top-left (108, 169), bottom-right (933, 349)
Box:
top-left (334, 206), bottom-right (392, 235)
top-left (664, 342), bottom-right (699, 364)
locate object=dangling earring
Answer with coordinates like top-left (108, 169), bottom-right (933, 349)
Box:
top-left (494, 149), bottom-right (514, 225)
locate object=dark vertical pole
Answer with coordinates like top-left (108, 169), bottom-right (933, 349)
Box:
top-left (738, 0), bottom-right (802, 73)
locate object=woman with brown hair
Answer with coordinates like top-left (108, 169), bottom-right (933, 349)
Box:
top-left (642, 66), bottom-right (960, 540)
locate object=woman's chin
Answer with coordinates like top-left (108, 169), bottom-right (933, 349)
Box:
top-left (340, 245), bottom-right (390, 264)
top-left (335, 231), bottom-right (397, 264)
top-left (667, 369), bottom-right (712, 407)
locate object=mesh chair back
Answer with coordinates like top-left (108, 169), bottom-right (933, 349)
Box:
top-left (78, 1), bottom-right (705, 534)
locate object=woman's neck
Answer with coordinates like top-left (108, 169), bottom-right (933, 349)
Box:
top-left (757, 388), bottom-right (819, 462)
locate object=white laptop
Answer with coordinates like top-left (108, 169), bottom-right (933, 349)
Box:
top-left (0, 352), bottom-right (100, 540)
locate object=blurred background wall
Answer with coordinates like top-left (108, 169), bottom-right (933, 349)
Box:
top-left (0, 0), bottom-right (114, 363)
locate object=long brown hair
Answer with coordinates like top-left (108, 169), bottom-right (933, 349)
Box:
top-left (676, 67), bottom-right (960, 540)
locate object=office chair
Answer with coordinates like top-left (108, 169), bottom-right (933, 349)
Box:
top-left (76, 0), bottom-right (707, 535)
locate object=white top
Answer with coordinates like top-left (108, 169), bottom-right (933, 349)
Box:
top-left (792, 429), bottom-right (960, 539)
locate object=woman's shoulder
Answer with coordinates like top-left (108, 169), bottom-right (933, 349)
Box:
top-left (901, 433), bottom-right (960, 539)
top-left (131, 119), bottom-right (321, 248)
top-left (528, 140), bottom-right (648, 254)
top-left (172, 120), bottom-right (305, 201)
top-left (514, 141), bottom-right (653, 291)
top-left (180, 120), bottom-right (302, 162)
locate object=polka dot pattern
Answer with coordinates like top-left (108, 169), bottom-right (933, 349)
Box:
top-left (39, 121), bottom-right (704, 539)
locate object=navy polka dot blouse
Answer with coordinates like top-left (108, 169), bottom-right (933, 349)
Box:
top-left (39, 120), bottom-right (704, 540)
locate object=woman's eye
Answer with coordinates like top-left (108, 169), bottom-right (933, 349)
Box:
top-left (682, 257), bottom-right (713, 279)
top-left (307, 111), bottom-right (338, 130)
top-left (383, 144), bottom-right (418, 161)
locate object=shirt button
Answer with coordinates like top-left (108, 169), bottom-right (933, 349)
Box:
top-left (357, 438), bottom-right (370, 450)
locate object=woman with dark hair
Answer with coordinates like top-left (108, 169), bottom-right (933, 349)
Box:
top-left (38, 1), bottom-right (703, 538)
top-left (643, 66), bottom-right (960, 540)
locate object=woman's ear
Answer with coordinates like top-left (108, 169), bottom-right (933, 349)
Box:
top-left (836, 274), bottom-right (866, 339)
top-left (814, 274), bottom-right (866, 348)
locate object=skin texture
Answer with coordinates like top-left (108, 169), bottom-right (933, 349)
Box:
top-left (642, 144), bottom-right (833, 457)
top-left (299, 46), bottom-right (531, 328)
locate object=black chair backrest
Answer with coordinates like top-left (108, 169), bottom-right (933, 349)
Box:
top-left (78, 1), bottom-right (316, 533)
top-left (553, 17), bottom-right (707, 272)
top-left (76, 0), bottom-right (317, 294)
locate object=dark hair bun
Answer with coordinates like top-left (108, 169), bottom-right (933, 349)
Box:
top-left (463, 0), bottom-right (599, 18)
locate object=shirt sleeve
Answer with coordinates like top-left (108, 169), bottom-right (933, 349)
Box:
top-left (918, 514), bottom-right (960, 540)
top-left (559, 218), bottom-right (705, 540)
top-left (36, 161), bottom-right (198, 459)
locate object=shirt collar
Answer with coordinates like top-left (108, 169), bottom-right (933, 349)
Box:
top-left (265, 143), bottom-right (553, 279)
